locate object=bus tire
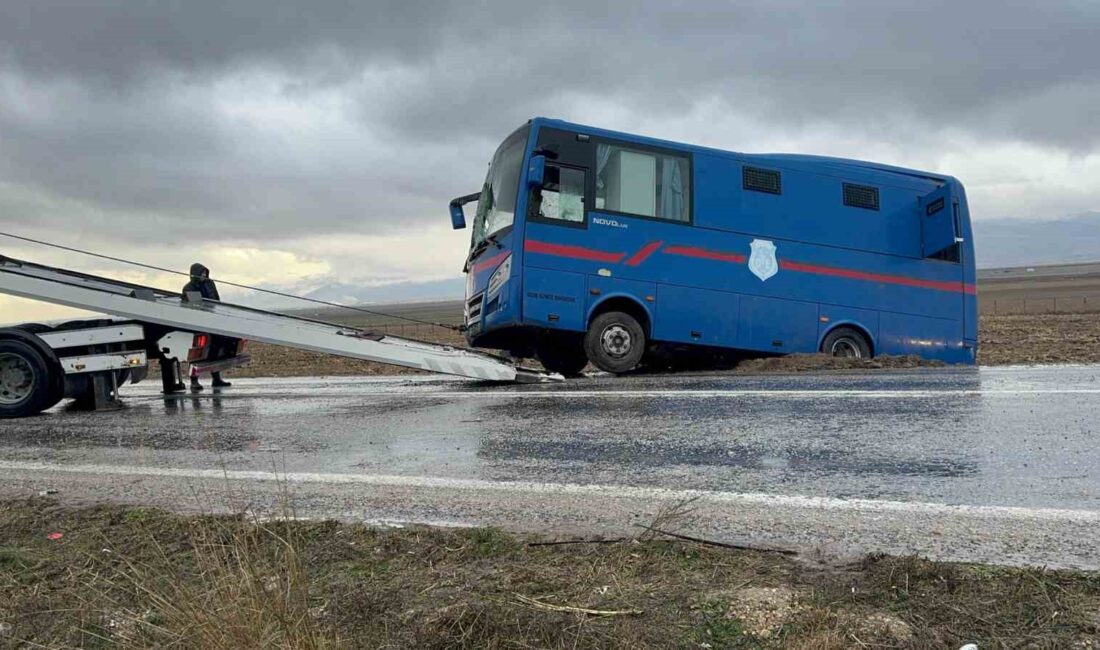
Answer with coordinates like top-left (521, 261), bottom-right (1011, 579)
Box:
top-left (822, 327), bottom-right (872, 359)
top-left (585, 311), bottom-right (646, 374)
top-left (0, 339), bottom-right (55, 418)
top-left (536, 333), bottom-right (588, 377)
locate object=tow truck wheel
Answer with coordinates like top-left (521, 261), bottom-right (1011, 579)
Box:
top-left (536, 333), bottom-right (588, 377)
top-left (0, 340), bottom-right (55, 418)
top-left (585, 311), bottom-right (646, 374)
top-left (822, 327), bottom-right (872, 359)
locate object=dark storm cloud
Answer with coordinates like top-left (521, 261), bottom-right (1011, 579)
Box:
top-left (0, 0), bottom-right (1098, 247)
top-left (4, 0), bottom-right (1097, 143)
top-left (0, 0), bottom-right (460, 85)
top-left (368, 0), bottom-right (1100, 147)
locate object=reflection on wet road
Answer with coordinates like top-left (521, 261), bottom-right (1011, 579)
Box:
top-left (2, 365), bottom-right (1099, 568)
top-left (3, 366), bottom-right (1097, 509)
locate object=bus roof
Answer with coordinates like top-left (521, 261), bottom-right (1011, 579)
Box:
top-left (532, 116), bottom-right (953, 188)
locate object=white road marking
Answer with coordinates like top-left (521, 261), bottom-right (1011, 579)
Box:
top-left (411, 389), bottom-right (1100, 398)
top-left (1, 459), bottom-right (1097, 523)
top-left (133, 389), bottom-right (1100, 400)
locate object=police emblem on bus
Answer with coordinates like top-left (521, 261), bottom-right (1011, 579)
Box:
top-left (748, 239), bottom-right (778, 281)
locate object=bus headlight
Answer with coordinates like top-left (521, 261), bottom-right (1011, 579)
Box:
top-left (487, 255), bottom-right (512, 296)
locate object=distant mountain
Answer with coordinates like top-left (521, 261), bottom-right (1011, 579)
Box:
top-left (974, 213), bottom-right (1100, 268)
top-left (239, 276), bottom-right (465, 311)
top-left (300, 277), bottom-right (465, 305)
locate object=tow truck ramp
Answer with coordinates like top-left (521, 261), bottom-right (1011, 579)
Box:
top-left (0, 255), bottom-right (556, 384)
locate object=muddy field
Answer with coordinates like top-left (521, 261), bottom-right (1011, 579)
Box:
top-left (976, 312), bottom-right (1100, 365)
top-left (219, 312), bottom-right (1100, 379)
top-left (978, 266), bottom-right (1100, 315)
top-left (232, 327), bottom-right (468, 379)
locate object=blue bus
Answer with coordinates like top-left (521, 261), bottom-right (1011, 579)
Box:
top-left (449, 117), bottom-right (977, 375)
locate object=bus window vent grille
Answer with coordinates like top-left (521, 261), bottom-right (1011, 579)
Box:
top-left (926, 197), bottom-right (945, 216)
top-left (843, 183), bottom-right (880, 211)
top-left (743, 166), bottom-right (781, 195)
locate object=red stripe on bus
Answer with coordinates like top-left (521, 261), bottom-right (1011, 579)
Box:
top-left (524, 240), bottom-right (625, 263)
top-left (523, 238), bottom-right (975, 295)
top-left (471, 251), bottom-right (510, 274)
top-left (663, 245), bottom-right (747, 264)
top-left (625, 241), bottom-right (664, 266)
top-left (779, 260), bottom-right (969, 293)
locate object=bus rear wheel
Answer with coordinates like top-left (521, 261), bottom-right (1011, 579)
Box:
top-left (536, 333), bottom-right (588, 377)
top-left (585, 311), bottom-right (646, 374)
top-left (0, 340), bottom-right (55, 418)
top-left (822, 327), bottom-right (872, 359)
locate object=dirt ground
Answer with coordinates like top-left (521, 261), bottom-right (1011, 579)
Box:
top-left (221, 312), bottom-right (1100, 379)
top-left (226, 328), bottom-right (469, 379)
top-left (1, 499), bottom-right (1097, 649)
top-left (977, 313), bottom-right (1100, 365)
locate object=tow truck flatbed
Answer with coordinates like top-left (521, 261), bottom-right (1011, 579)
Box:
top-left (0, 255), bottom-right (556, 417)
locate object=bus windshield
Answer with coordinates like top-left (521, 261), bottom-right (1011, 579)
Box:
top-left (471, 126), bottom-right (528, 249)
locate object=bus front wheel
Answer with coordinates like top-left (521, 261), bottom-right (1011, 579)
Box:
top-left (822, 327), bottom-right (872, 359)
top-left (585, 311), bottom-right (646, 374)
top-left (536, 333), bottom-right (588, 377)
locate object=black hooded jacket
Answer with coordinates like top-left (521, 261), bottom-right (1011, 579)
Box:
top-left (183, 263), bottom-right (221, 301)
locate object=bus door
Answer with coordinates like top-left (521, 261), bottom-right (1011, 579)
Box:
top-left (910, 181), bottom-right (968, 360)
top-left (920, 183), bottom-right (962, 258)
top-left (521, 128), bottom-right (595, 331)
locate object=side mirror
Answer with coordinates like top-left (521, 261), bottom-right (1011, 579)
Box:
top-left (448, 191), bottom-right (480, 230)
top-left (527, 154), bottom-right (547, 189)
top-left (450, 203), bottom-right (467, 230)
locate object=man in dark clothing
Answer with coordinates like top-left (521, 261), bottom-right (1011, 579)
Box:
top-left (184, 263), bottom-right (221, 301)
top-left (183, 263), bottom-right (232, 391)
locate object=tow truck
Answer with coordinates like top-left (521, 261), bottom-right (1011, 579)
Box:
top-left (0, 255), bottom-right (556, 418)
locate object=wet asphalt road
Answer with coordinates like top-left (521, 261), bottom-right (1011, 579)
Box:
top-left (1, 365), bottom-right (1098, 569)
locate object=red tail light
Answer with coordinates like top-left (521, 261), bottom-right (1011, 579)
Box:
top-left (188, 334), bottom-right (211, 362)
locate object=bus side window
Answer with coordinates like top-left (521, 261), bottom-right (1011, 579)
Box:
top-left (595, 143), bottom-right (689, 222)
top-left (536, 165), bottom-right (586, 224)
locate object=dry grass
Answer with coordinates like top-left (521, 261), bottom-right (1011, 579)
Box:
top-left (0, 502), bottom-right (335, 649)
top-left (105, 517), bottom-right (333, 648)
top-left (1, 498), bottom-right (1098, 649)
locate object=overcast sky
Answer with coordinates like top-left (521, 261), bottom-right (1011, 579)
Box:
top-left (2, 0), bottom-right (1099, 320)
